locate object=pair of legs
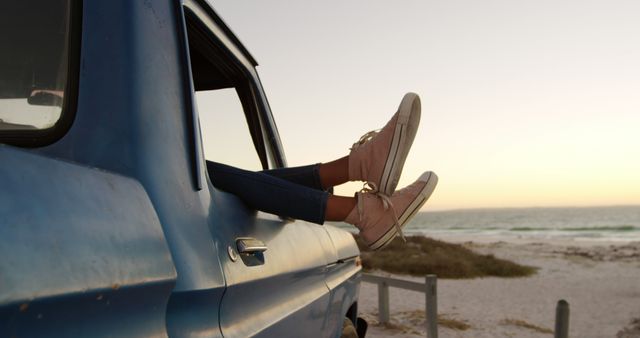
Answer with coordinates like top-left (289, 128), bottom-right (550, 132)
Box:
top-left (206, 157), bottom-right (354, 224)
top-left (208, 93), bottom-right (438, 250)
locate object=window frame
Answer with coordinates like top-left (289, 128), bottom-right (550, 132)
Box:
top-left (179, 0), bottom-right (288, 190)
top-left (0, 0), bottom-right (83, 148)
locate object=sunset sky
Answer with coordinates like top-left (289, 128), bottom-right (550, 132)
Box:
top-left (208, 0), bottom-right (640, 211)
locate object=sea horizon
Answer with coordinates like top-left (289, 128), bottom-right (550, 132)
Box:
top-left (336, 205), bottom-right (640, 243)
top-left (425, 203), bottom-right (640, 213)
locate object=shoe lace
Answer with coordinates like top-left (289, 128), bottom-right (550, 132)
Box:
top-left (349, 129), bottom-right (380, 151)
top-left (356, 181), bottom-right (406, 242)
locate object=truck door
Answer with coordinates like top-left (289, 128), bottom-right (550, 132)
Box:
top-left (180, 2), bottom-right (338, 337)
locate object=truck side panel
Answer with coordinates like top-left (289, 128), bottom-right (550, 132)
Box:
top-left (0, 146), bottom-right (176, 337)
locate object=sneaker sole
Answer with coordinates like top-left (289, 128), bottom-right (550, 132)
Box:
top-left (368, 171), bottom-right (438, 251)
top-left (379, 93), bottom-right (421, 196)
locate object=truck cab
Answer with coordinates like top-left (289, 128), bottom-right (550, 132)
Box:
top-left (0, 1), bottom-right (363, 337)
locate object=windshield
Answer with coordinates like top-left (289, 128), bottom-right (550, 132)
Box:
top-left (0, 0), bottom-right (71, 131)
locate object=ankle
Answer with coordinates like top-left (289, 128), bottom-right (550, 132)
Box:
top-left (319, 156), bottom-right (350, 189)
top-left (324, 195), bottom-right (357, 221)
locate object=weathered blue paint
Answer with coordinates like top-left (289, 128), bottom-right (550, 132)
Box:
top-left (0, 0), bottom-right (362, 337)
top-left (0, 145), bottom-right (177, 337)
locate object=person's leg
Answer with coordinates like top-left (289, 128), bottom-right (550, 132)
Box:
top-left (260, 163), bottom-right (324, 191)
top-left (208, 161), bottom-right (349, 224)
top-left (326, 194), bottom-right (356, 221)
top-left (348, 93), bottom-right (421, 195)
top-left (206, 93), bottom-right (436, 250)
top-left (207, 162), bottom-right (438, 251)
top-left (260, 156), bottom-right (349, 191)
top-left (345, 172), bottom-right (438, 251)
top-left (318, 156), bottom-right (349, 189)
top-left (263, 93), bottom-right (422, 195)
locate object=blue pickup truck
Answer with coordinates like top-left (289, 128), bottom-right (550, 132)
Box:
top-left (0, 0), bottom-right (365, 337)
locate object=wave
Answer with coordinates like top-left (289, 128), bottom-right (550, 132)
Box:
top-left (447, 226), bottom-right (501, 230)
top-left (508, 225), bottom-right (638, 232)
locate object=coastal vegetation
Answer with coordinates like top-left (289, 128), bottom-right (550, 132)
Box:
top-left (500, 318), bottom-right (553, 334)
top-left (354, 235), bottom-right (537, 278)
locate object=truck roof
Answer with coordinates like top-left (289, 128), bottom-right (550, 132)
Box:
top-left (198, 0), bottom-right (259, 67)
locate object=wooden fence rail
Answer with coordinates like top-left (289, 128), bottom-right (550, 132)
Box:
top-left (362, 273), bottom-right (570, 338)
top-left (361, 273), bottom-right (438, 338)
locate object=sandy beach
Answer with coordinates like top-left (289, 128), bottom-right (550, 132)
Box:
top-left (359, 236), bottom-right (640, 337)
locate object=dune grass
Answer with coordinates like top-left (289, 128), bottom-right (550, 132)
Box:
top-left (501, 318), bottom-right (553, 334)
top-left (369, 310), bottom-right (471, 333)
top-left (354, 235), bottom-right (537, 279)
top-left (438, 315), bottom-right (472, 331)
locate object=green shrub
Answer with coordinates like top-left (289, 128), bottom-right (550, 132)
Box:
top-left (355, 235), bottom-right (537, 279)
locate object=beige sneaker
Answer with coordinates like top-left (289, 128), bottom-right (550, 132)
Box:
top-left (349, 93), bottom-right (421, 196)
top-left (345, 171), bottom-right (438, 251)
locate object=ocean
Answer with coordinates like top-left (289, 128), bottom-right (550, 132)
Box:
top-left (338, 205), bottom-right (640, 242)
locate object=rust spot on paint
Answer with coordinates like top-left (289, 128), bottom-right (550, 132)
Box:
top-left (19, 303), bottom-right (28, 312)
top-left (111, 283), bottom-right (120, 290)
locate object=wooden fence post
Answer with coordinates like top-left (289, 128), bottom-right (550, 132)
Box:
top-left (555, 299), bottom-right (569, 338)
top-left (425, 275), bottom-right (438, 338)
top-left (378, 281), bottom-right (390, 324)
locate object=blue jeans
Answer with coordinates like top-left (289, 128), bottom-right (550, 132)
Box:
top-left (206, 161), bottom-right (329, 225)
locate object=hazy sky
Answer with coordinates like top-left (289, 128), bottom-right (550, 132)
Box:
top-left (208, 0), bottom-right (640, 211)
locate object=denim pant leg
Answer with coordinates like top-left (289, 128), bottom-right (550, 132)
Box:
top-left (206, 161), bottom-right (329, 225)
top-left (260, 163), bottom-right (324, 190)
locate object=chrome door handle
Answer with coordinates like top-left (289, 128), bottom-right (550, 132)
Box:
top-left (236, 237), bottom-right (267, 255)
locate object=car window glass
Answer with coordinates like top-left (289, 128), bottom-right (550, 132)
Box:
top-left (0, 0), bottom-right (70, 131)
top-left (195, 88), bottom-right (263, 171)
